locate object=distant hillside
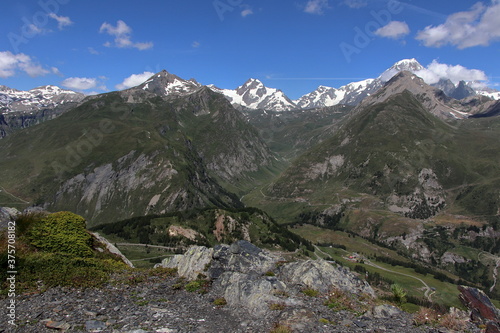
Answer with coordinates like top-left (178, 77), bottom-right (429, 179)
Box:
top-left (91, 207), bottom-right (314, 252)
top-left (0, 86), bottom-right (274, 226)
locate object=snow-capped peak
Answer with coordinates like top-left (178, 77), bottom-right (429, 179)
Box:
top-left (1, 84), bottom-right (84, 114)
top-left (379, 58), bottom-right (424, 82)
top-left (210, 78), bottom-right (296, 112)
top-left (137, 70), bottom-right (202, 96)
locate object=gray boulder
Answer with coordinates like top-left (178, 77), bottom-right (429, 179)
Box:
top-left (160, 240), bottom-right (282, 280)
top-left (369, 304), bottom-right (403, 318)
top-left (0, 207), bottom-right (20, 230)
top-left (160, 240), bottom-right (376, 317)
top-left (279, 259), bottom-right (375, 297)
top-left (213, 271), bottom-right (289, 316)
top-left (162, 245), bottom-right (214, 280)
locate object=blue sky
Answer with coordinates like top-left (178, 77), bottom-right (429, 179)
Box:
top-left (1, 0), bottom-right (499, 99)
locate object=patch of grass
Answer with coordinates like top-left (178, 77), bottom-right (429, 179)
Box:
top-left (269, 324), bottom-right (292, 333)
top-left (172, 277), bottom-right (186, 290)
top-left (264, 271), bottom-right (276, 276)
top-left (319, 318), bottom-right (334, 325)
top-left (135, 299), bottom-right (149, 306)
top-left (412, 307), bottom-right (439, 326)
top-left (213, 297), bottom-right (227, 306)
top-left (184, 279), bottom-right (210, 294)
top-left (324, 288), bottom-right (366, 314)
top-left (148, 267), bottom-right (178, 278)
top-left (269, 303), bottom-right (286, 311)
top-left (301, 288), bottom-right (319, 297)
top-left (273, 290), bottom-right (290, 298)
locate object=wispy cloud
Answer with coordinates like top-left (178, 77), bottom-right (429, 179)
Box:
top-left (192, 41), bottom-right (201, 48)
top-left (0, 51), bottom-right (51, 78)
top-left (343, 0), bottom-right (367, 9)
top-left (375, 21), bottom-right (410, 39)
top-left (241, 8), bottom-right (254, 17)
top-left (116, 71), bottom-right (154, 90)
top-left (304, 0), bottom-right (330, 15)
top-left (416, 1), bottom-right (500, 49)
top-left (99, 20), bottom-right (153, 50)
top-left (61, 77), bottom-right (98, 90)
top-left (88, 47), bottom-right (100, 55)
top-left (61, 77), bottom-right (108, 92)
top-left (48, 13), bottom-right (73, 30)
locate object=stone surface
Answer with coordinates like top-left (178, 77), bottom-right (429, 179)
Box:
top-left (369, 304), bottom-right (403, 319)
top-left (162, 246), bottom-right (214, 280)
top-left (279, 259), bottom-right (376, 297)
top-left (458, 285), bottom-right (500, 333)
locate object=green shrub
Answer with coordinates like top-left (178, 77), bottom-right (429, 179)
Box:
top-left (27, 211), bottom-right (93, 257)
top-left (213, 297), bottom-right (227, 306)
top-left (391, 284), bottom-right (407, 304)
top-left (184, 279), bottom-right (209, 293)
top-left (301, 288), bottom-right (319, 297)
top-left (16, 253), bottom-right (126, 290)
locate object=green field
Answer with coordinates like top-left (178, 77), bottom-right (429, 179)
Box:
top-left (292, 224), bottom-right (489, 309)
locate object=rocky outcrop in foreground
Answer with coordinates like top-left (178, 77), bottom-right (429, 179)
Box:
top-left (3, 240), bottom-right (492, 332)
top-left (160, 240), bottom-right (374, 317)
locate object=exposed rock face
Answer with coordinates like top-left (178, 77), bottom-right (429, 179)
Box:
top-left (458, 285), bottom-right (500, 333)
top-left (163, 246), bottom-right (214, 280)
top-left (90, 232), bottom-right (134, 268)
top-left (279, 259), bottom-right (375, 297)
top-left (0, 206), bottom-right (20, 230)
top-left (160, 240), bottom-right (375, 317)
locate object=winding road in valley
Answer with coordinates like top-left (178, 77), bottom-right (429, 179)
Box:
top-left (314, 245), bottom-right (435, 302)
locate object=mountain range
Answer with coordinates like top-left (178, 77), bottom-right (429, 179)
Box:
top-left (1, 59), bottom-right (499, 119)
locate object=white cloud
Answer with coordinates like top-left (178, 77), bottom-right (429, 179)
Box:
top-left (343, 0), bottom-right (367, 9)
top-left (416, 1), bottom-right (500, 49)
top-left (99, 20), bottom-right (153, 50)
top-left (61, 77), bottom-right (99, 90)
top-left (51, 67), bottom-right (63, 76)
top-left (115, 71), bottom-right (154, 90)
top-left (0, 51), bottom-right (50, 78)
top-left (415, 60), bottom-right (488, 85)
top-left (48, 13), bottom-right (73, 30)
top-left (304, 0), bottom-right (329, 15)
top-left (375, 21), bottom-right (410, 39)
top-left (88, 47), bottom-right (100, 55)
top-left (192, 41), bottom-right (201, 48)
top-left (241, 8), bottom-right (254, 17)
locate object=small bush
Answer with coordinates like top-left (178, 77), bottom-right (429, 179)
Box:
top-left (148, 267), bottom-right (178, 278)
top-left (27, 211), bottom-right (93, 257)
top-left (391, 284), bottom-right (407, 304)
top-left (185, 279), bottom-right (210, 293)
top-left (264, 271), bottom-right (276, 276)
top-left (16, 253), bottom-right (126, 290)
top-left (269, 303), bottom-right (286, 311)
top-left (413, 307), bottom-right (438, 326)
top-left (273, 290), bottom-right (290, 298)
top-left (269, 324), bottom-right (292, 333)
top-left (438, 312), bottom-right (467, 331)
top-left (213, 297), bottom-right (227, 306)
top-left (301, 288), bottom-right (319, 297)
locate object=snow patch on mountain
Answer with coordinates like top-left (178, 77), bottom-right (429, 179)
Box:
top-left (0, 85), bottom-right (84, 114)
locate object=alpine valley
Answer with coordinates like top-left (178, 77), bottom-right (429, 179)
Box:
top-left (1, 58), bottom-right (500, 306)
